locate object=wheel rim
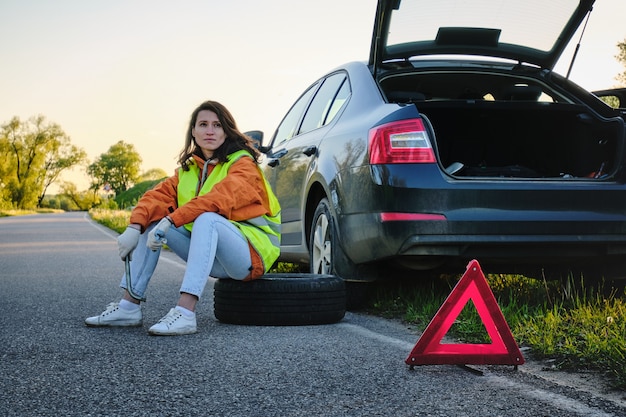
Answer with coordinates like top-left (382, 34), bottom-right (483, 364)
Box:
top-left (312, 212), bottom-right (332, 274)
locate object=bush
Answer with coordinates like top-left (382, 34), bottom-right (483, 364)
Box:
top-left (115, 178), bottom-right (165, 209)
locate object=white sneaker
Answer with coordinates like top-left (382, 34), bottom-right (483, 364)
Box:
top-left (148, 308), bottom-right (197, 336)
top-left (85, 302), bottom-right (142, 327)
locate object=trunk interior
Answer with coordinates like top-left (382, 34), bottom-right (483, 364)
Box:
top-left (419, 100), bottom-right (620, 178)
top-left (381, 72), bottom-right (624, 179)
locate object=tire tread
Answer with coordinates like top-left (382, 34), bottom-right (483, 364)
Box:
top-left (214, 274), bottom-right (346, 326)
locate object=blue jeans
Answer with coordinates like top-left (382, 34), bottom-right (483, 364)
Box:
top-left (120, 212), bottom-right (252, 300)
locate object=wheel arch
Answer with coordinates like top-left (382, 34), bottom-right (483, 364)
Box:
top-left (304, 181), bottom-right (327, 255)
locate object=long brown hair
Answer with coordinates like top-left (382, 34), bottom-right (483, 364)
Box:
top-left (177, 100), bottom-right (260, 170)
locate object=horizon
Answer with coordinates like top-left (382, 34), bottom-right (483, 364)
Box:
top-left (1, 0), bottom-right (625, 194)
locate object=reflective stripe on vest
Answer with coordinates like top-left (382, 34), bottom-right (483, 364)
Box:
top-left (177, 150), bottom-right (281, 272)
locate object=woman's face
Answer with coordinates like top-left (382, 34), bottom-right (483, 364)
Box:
top-left (192, 110), bottom-right (227, 159)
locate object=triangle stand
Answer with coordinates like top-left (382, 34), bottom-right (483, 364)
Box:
top-left (406, 259), bottom-right (525, 368)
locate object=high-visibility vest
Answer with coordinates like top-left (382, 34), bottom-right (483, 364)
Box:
top-left (177, 150), bottom-right (281, 272)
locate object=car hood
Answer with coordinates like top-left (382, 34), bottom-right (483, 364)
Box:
top-left (369, 0), bottom-right (595, 70)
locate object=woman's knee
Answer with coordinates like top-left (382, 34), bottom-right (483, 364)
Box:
top-left (194, 212), bottom-right (224, 227)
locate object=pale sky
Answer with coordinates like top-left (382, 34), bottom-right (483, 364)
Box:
top-left (1, 0), bottom-right (625, 192)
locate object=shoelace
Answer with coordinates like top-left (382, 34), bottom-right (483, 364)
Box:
top-left (159, 309), bottom-right (183, 325)
top-left (103, 302), bottom-right (120, 314)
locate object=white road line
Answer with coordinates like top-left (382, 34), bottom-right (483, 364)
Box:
top-left (83, 212), bottom-right (185, 269)
top-left (337, 322), bottom-right (415, 351)
top-left (340, 321), bottom-right (618, 417)
top-left (484, 375), bottom-right (617, 417)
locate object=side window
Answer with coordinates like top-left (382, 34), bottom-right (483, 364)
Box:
top-left (599, 95), bottom-right (621, 109)
top-left (273, 83), bottom-right (318, 146)
top-left (324, 77), bottom-right (350, 125)
top-left (298, 73), bottom-right (349, 135)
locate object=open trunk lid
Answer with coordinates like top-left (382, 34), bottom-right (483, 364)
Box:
top-left (370, 0), bottom-right (596, 71)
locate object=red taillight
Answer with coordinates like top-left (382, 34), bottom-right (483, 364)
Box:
top-left (369, 118), bottom-right (436, 164)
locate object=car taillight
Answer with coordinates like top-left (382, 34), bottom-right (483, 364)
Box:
top-left (368, 118), bottom-right (435, 164)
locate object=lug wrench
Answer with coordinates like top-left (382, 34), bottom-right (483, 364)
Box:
top-left (125, 255), bottom-right (146, 302)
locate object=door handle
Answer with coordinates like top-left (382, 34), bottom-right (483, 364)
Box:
top-left (272, 149), bottom-right (288, 158)
top-left (267, 149), bottom-right (288, 167)
top-left (303, 145), bottom-right (317, 157)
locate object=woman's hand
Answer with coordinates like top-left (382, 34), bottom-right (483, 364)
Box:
top-left (146, 217), bottom-right (173, 251)
top-left (117, 226), bottom-right (141, 260)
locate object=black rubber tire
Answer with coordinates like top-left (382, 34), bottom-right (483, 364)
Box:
top-left (214, 273), bottom-right (346, 326)
top-left (308, 198), bottom-right (379, 309)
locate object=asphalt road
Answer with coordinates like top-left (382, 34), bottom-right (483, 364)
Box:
top-left (0, 212), bottom-right (625, 417)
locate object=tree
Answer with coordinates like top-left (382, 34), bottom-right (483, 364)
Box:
top-left (87, 140), bottom-right (142, 196)
top-left (617, 38), bottom-right (626, 86)
top-left (0, 115), bottom-right (87, 209)
top-left (58, 181), bottom-right (99, 211)
top-left (36, 135), bottom-right (87, 208)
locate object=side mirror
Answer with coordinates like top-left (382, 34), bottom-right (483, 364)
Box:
top-left (244, 130), bottom-right (270, 153)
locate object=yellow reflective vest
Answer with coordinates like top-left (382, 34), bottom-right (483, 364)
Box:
top-left (177, 150), bottom-right (281, 272)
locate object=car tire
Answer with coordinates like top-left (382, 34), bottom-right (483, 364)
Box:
top-left (213, 273), bottom-right (346, 326)
top-left (309, 198), bottom-right (379, 309)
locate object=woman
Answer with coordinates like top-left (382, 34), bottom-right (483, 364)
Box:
top-left (85, 100), bottom-right (281, 336)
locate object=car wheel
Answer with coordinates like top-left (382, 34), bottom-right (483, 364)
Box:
top-left (309, 198), bottom-right (377, 310)
top-left (213, 274), bottom-right (346, 326)
top-left (310, 198), bottom-right (333, 275)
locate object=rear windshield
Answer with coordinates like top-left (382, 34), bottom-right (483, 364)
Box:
top-left (387, 0), bottom-right (580, 53)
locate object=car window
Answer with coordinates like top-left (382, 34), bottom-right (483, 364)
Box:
top-left (386, 0), bottom-right (580, 54)
top-left (299, 73), bottom-right (348, 135)
top-left (273, 83), bottom-right (319, 146)
top-left (599, 95), bottom-right (622, 109)
top-left (324, 77), bottom-right (351, 125)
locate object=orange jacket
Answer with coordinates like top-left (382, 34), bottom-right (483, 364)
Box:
top-left (129, 153), bottom-right (272, 279)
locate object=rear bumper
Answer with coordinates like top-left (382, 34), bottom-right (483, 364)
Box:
top-left (339, 212), bottom-right (626, 277)
top-left (334, 163), bottom-right (626, 276)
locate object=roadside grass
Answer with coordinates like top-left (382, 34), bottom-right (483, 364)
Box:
top-left (0, 208), bottom-right (63, 217)
top-left (517, 283), bottom-right (626, 389)
top-left (89, 208), bottom-right (130, 233)
top-left (87, 208), bottom-right (626, 390)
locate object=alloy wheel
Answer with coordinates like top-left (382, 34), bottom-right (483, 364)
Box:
top-left (312, 210), bottom-right (332, 274)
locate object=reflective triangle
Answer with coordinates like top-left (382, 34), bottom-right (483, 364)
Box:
top-left (406, 259), bottom-right (525, 366)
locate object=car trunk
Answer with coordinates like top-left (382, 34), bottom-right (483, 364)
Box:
top-left (381, 74), bottom-right (624, 179)
top-left (420, 100), bottom-right (622, 179)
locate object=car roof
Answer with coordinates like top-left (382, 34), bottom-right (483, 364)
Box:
top-left (369, 0), bottom-right (596, 71)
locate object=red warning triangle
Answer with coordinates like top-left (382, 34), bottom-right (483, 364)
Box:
top-left (406, 259), bottom-right (525, 366)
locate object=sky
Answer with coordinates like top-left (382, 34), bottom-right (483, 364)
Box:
top-left (1, 0), bottom-right (625, 193)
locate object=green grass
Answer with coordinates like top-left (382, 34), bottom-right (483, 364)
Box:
top-left (89, 208), bottom-right (130, 233)
top-left (86, 209), bottom-right (626, 390)
top-left (516, 286), bottom-right (625, 387)
top-left (0, 208), bottom-right (64, 217)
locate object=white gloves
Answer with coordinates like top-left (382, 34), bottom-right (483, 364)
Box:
top-left (147, 217), bottom-right (173, 251)
top-left (117, 227), bottom-right (140, 260)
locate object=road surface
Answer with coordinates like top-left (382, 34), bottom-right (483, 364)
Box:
top-left (0, 212), bottom-right (624, 416)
